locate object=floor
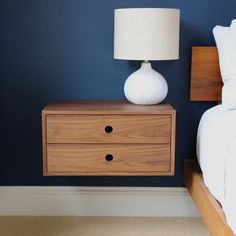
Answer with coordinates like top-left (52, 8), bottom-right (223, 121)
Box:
top-left (0, 217), bottom-right (210, 236)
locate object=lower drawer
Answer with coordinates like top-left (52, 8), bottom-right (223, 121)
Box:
top-left (46, 144), bottom-right (171, 176)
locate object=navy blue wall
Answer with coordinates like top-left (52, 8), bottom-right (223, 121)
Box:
top-left (1, 0), bottom-right (236, 186)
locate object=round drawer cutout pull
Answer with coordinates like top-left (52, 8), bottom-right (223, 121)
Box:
top-left (105, 125), bottom-right (113, 133)
top-left (105, 154), bottom-right (113, 162)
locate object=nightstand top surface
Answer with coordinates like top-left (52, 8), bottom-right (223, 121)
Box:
top-left (43, 100), bottom-right (175, 115)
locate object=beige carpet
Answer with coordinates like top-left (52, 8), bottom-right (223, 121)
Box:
top-left (0, 217), bottom-right (209, 236)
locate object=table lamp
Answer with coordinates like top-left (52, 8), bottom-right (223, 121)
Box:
top-left (114, 8), bottom-right (180, 105)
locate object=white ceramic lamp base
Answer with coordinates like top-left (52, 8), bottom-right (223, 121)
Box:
top-left (124, 62), bottom-right (168, 105)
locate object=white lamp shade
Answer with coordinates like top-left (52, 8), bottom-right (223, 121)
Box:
top-left (114, 8), bottom-right (180, 61)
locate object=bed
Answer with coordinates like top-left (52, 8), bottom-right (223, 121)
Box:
top-left (184, 47), bottom-right (236, 236)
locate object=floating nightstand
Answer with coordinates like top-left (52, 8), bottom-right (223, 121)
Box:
top-left (42, 100), bottom-right (176, 176)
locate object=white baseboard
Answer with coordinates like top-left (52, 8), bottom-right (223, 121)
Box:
top-left (0, 187), bottom-right (199, 217)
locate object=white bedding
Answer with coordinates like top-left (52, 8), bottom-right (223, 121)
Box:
top-left (197, 104), bottom-right (236, 234)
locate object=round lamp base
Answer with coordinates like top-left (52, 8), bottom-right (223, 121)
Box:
top-left (124, 62), bottom-right (168, 105)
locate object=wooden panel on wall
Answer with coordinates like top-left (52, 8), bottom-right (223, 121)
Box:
top-left (190, 47), bottom-right (222, 101)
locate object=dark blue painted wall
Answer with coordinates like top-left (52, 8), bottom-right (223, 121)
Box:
top-left (1, 0), bottom-right (235, 186)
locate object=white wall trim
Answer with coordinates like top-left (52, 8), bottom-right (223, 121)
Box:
top-left (0, 187), bottom-right (199, 217)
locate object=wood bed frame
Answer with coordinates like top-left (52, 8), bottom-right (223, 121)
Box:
top-left (185, 47), bottom-right (235, 236)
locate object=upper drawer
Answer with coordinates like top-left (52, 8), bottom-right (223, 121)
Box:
top-left (47, 115), bottom-right (171, 144)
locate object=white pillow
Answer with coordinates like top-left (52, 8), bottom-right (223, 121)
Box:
top-left (222, 83), bottom-right (236, 109)
top-left (213, 24), bottom-right (236, 110)
top-left (231, 19), bottom-right (236, 41)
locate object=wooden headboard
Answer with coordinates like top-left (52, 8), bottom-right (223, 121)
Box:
top-left (190, 47), bottom-right (222, 101)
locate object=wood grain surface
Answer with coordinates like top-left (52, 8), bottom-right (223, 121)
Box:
top-left (184, 159), bottom-right (234, 236)
top-left (47, 144), bottom-right (170, 176)
top-left (42, 101), bottom-right (176, 176)
top-left (42, 111), bottom-right (47, 175)
top-left (43, 100), bottom-right (175, 115)
top-left (190, 47), bottom-right (222, 101)
top-left (47, 115), bottom-right (171, 144)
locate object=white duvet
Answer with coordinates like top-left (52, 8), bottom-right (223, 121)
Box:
top-left (197, 105), bottom-right (236, 234)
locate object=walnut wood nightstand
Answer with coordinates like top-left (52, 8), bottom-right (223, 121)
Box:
top-left (42, 100), bottom-right (176, 176)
